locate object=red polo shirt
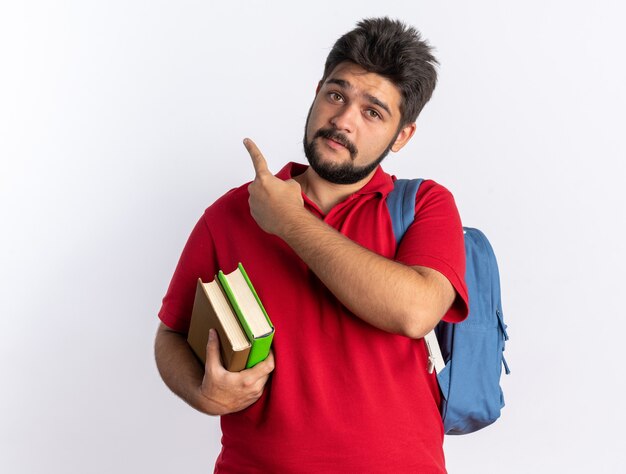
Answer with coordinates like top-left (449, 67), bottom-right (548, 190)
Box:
top-left (159, 163), bottom-right (468, 473)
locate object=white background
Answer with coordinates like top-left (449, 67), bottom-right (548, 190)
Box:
top-left (1, 1), bottom-right (625, 472)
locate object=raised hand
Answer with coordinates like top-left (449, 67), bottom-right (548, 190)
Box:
top-left (244, 138), bottom-right (304, 236)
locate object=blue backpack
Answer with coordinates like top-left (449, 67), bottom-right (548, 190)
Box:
top-left (387, 178), bottom-right (510, 435)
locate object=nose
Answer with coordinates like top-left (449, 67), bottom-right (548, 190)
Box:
top-left (330, 104), bottom-right (358, 133)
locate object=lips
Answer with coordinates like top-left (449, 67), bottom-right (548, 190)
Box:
top-left (326, 137), bottom-right (347, 150)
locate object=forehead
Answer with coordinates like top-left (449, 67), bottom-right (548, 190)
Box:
top-left (322, 62), bottom-right (403, 113)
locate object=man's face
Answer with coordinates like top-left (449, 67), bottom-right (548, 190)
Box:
top-left (303, 62), bottom-right (415, 184)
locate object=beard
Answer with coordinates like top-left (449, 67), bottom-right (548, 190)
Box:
top-left (302, 108), bottom-right (395, 185)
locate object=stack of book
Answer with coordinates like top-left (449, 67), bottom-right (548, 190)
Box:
top-left (187, 263), bottom-right (274, 371)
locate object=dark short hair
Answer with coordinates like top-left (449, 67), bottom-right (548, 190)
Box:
top-left (322, 17), bottom-right (439, 125)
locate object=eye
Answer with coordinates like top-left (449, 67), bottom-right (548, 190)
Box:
top-left (329, 92), bottom-right (344, 102)
top-left (366, 109), bottom-right (381, 119)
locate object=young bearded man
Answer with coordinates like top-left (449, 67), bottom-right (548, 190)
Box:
top-left (155, 17), bottom-right (469, 473)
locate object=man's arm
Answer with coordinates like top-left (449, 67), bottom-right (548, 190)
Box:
top-left (277, 215), bottom-right (454, 338)
top-left (154, 323), bottom-right (274, 415)
top-left (244, 138), bottom-right (456, 339)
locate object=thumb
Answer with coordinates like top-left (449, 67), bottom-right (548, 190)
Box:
top-left (205, 328), bottom-right (223, 370)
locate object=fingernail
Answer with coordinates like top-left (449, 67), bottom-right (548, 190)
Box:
top-left (243, 138), bottom-right (249, 145)
top-left (208, 329), bottom-right (216, 340)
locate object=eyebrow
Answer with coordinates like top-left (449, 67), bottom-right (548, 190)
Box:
top-left (325, 78), bottom-right (393, 117)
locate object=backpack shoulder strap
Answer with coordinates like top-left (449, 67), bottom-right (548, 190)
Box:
top-left (387, 177), bottom-right (446, 375)
top-left (387, 178), bottom-right (424, 245)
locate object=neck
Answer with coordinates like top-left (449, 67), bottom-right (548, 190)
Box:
top-left (294, 166), bottom-right (376, 215)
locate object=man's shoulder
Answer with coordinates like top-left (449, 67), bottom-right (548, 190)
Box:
top-left (415, 179), bottom-right (455, 199)
top-left (388, 178), bottom-right (460, 222)
top-left (202, 181), bottom-right (251, 219)
top-left (390, 177), bottom-right (456, 203)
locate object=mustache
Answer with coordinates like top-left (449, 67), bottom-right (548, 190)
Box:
top-left (314, 128), bottom-right (358, 157)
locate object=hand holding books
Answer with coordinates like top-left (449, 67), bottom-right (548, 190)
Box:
top-left (199, 326), bottom-right (275, 415)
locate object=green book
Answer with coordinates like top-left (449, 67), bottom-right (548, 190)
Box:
top-left (217, 263), bottom-right (274, 368)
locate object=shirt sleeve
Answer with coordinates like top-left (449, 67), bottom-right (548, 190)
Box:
top-left (394, 180), bottom-right (469, 323)
top-left (158, 212), bottom-right (218, 333)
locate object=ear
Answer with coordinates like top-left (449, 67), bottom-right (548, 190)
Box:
top-left (315, 80), bottom-right (323, 95)
top-left (390, 122), bottom-right (417, 152)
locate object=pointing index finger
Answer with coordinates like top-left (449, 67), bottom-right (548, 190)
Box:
top-left (243, 138), bottom-right (270, 176)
